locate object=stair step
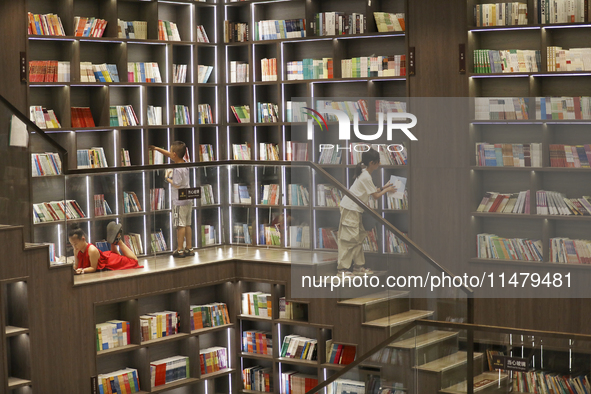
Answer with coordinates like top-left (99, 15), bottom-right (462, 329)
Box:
top-left (363, 310), bottom-right (434, 328)
top-left (439, 372), bottom-right (509, 394)
top-left (416, 351), bottom-right (483, 373)
top-left (390, 330), bottom-right (459, 349)
top-left (338, 290), bottom-right (409, 306)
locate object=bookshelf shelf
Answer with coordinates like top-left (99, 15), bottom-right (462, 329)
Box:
top-left (96, 344), bottom-right (140, 357)
top-left (140, 332), bottom-right (189, 347)
top-left (191, 323), bottom-right (234, 336)
top-left (150, 377), bottom-right (199, 393)
top-left (469, 258), bottom-right (591, 270)
top-left (240, 352), bottom-right (273, 360)
top-left (238, 314), bottom-right (273, 322)
top-left (201, 368), bottom-right (236, 380)
top-left (277, 357), bottom-right (318, 366)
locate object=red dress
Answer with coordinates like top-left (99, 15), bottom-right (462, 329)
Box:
top-left (77, 244), bottom-right (143, 271)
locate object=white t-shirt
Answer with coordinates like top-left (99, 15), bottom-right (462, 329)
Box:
top-left (340, 169), bottom-right (377, 212)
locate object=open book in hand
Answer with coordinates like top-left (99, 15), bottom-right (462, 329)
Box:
top-left (388, 175), bottom-right (407, 199)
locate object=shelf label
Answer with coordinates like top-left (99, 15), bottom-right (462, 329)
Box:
top-left (491, 355), bottom-right (529, 371)
top-left (409, 47), bottom-right (415, 76)
top-left (459, 44), bottom-right (466, 74)
top-left (20, 52), bottom-right (27, 82)
top-left (179, 187), bottom-right (201, 200)
top-left (90, 376), bottom-right (98, 394)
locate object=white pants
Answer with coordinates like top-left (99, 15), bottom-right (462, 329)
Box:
top-left (337, 207), bottom-right (367, 270)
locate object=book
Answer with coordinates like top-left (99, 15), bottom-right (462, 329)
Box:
top-left (536, 0), bottom-right (588, 23)
top-left (150, 188), bottom-right (166, 211)
top-left (77, 147), bottom-right (108, 168)
top-left (31, 153), bottom-right (62, 176)
top-left (474, 98), bottom-right (529, 120)
top-left (231, 105), bottom-right (251, 123)
top-left (74, 17), bottom-right (107, 37)
top-left (257, 102), bottom-right (279, 123)
top-left (158, 20), bottom-right (181, 41)
top-left (199, 347), bottom-right (228, 375)
top-left (316, 184), bottom-right (343, 207)
top-left (287, 58), bottom-right (333, 80)
top-left (123, 191), bottom-right (143, 213)
top-left (473, 49), bottom-right (541, 73)
top-left (224, 21), bottom-right (249, 42)
top-left (260, 184), bottom-right (280, 205)
top-left (476, 143), bottom-right (543, 167)
top-left (373, 12), bottom-right (405, 32)
top-left (243, 366), bottom-right (273, 392)
top-left (79, 63), bottom-right (119, 82)
top-left (201, 184), bottom-right (215, 205)
top-left (229, 61), bottom-right (249, 83)
top-left (259, 143), bottom-right (280, 160)
top-left (71, 107), bottom-right (96, 128)
top-left (118, 19), bottom-right (147, 39)
top-left (199, 144), bottom-right (215, 162)
top-left (98, 368), bottom-right (140, 394)
top-left (96, 320), bottom-right (130, 351)
top-left (288, 225), bottom-right (310, 248)
top-left (28, 60), bottom-right (70, 82)
top-left (127, 62), bottom-right (162, 83)
top-left (313, 12), bottom-right (366, 36)
top-left (109, 105), bottom-right (139, 127)
top-left (150, 356), bottom-right (189, 387)
top-left (94, 194), bottom-right (114, 217)
top-left (123, 233), bottom-right (144, 255)
top-left (140, 311), bottom-right (179, 342)
top-left (477, 233), bottom-right (543, 261)
top-left (241, 292), bottom-right (272, 316)
top-left (317, 228), bottom-right (338, 249)
top-left (150, 229), bottom-right (167, 252)
top-left (477, 191), bottom-right (530, 214)
top-left (474, 3), bottom-right (528, 26)
top-left (197, 65), bottom-right (214, 83)
top-left (202, 225), bottom-right (217, 245)
top-left (551, 237), bottom-right (591, 264)
top-left (197, 104), bottom-right (214, 124)
top-left (196, 25), bottom-right (210, 43)
top-left (173, 64), bottom-right (187, 83)
top-left (147, 106), bottom-right (163, 126)
top-left (260, 58), bottom-right (277, 81)
top-left (174, 105), bottom-right (192, 125)
top-left (281, 372), bottom-right (318, 394)
top-left (232, 143), bottom-right (252, 160)
top-left (286, 101), bottom-right (308, 122)
top-left (32, 200), bottom-right (86, 223)
top-left (287, 184), bottom-right (310, 206)
top-left (386, 230), bottom-right (408, 254)
top-left (233, 223), bottom-right (253, 244)
top-left (190, 303), bottom-right (230, 330)
top-left (326, 342), bottom-right (356, 365)
top-left (287, 141), bottom-right (309, 161)
top-left (27, 12), bottom-right (66, 36)
top-left (341, 55), bottom-right (406, 77)
top-left (242, 331), bottom-right (273, 355)
top-left (254, 19), bottom-right (306, 40)
top-left (317, 100), bottom-right (369, 121)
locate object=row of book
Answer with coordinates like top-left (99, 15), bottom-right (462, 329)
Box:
top-left (287, 141), bottom-right (308, 161)
top-left (547, 47), bottom-right (591, 72)
top-left (201, 184), bottom-right (215, 205)
top-left (242, 330), bottom-right (272, 355)
top-left (280, 335), bottom-right (318, 360)
top-left (27, 12), bottom-right (65, 36)
top-left (123, 233), bottom-right (144, 256)
top-left (128, 62), bottom-right (162, 83)
top-left (512, 370), bottom-right (590, 394)
top-left (474, 49), bottom-right (542, 73)
top-left (318, 146), bottom-right (344, 165)
top-left (318, 99), bottom-right (369, 121)
top-left (260, 143), bottom-right (280, 161)
top-left (537, 97), bottom-right (591, 120)
top-left (77, 147), bottom-right (108, 168)
top-left (350, 143), bottom-right (407, 165)
top-left (199, 347), bottom-right (228, 375)
top-left (74, 17), bottom-right (107, 37)
top-left (286, 101), bottom-right (307, 122)
top-left (202, 225), bottom-right (217, 246)
top-left (149, 150), bottom-right (165, 165)
top-left (173, 64), bottom-right (187, 84)
top-left (197, 103), bottom-right (214, 124)
top-left (313, 12), bottom-right (366, 36)
top-left (317, 185), bottom-right (343, 207)
top-left (288, 184), bottom-right (309, 206)
top-left (94, 194), bottom-right (114, 217)
top-left (110, 105), bottom-right (139, 127)
top-left (243, 366), bottom-right (272, 392)
top-left (190, 302), bottom-right (230, 330)
top-left (287, 58), bottom-right (333, 80)
top-left (327, 379), bottom-right (365, 394)
top-left (28, 60), bottom-right (70, 82)
top-left (260, 225), bottom-right (281, 246)
top-left (241, 291), bottom-right (272, 317)
top-left (362, 228), bottom-right (379, 253)
top-left (96, 320), bottom-right (130, 351)
top-left (477, 233), bottom-right (543, 261)
top-left (80, 62), bottom-right (120, 83)
top-left (281, 372), bottom-right (318, 394)
top-left (550, 238), bottom-right (591, 264)
top-left (147, 105), bottom-right (163, 126)
top-left (318, 227), bottom-right (338, 250)
top-left (174, 105), bottom-right (192, 125)
top-left (151, 229), bottom-right (168, 252)
top-left (257, 103), bottom-right (279, 123)
top-left (376, 100), bottom-right (407, 115)
top-left (374, 12), bottom-right (406, 32)
top-left (254, 19), bottom-right (306, 41)
top-left (288, 225), bottom-right (310, 248)
top-left (232, 143), bottom-right (252, 160)
top-left (199, 145), bottom-right (215, 162)
top-left (33, 200), bottom-right (85, 223)
top-left (150, 356), bottom-right (189, 388)
top-left (474, 3), bottom-right (528, 26)
top-left (386, 230), bottom-right (409, 254)
top-left (537, 0), bottom-right (589, 23)
top-left (140, 310), bottom-right (179, 342)
top-left (230, 61), bottom-right (249, 83)
top-left (233, 223), bottom-right (253, 244)
top-left (158, 20), bottom-right (182, 41)
top-left (32, 153), bottom-right (62, 176)
top-left (477, 190), bottom-right (531, 214)
top-left (231, 105), bottom-right (251, 123)
top-left (261, 184), bottom-right (280, 205)
top-left (260, 58), bottom-right (277, 81)
top-left (30, 106), bottom-right (61, 129)
top-left (325, 340), bottom-right (356, 365)
top-left (196, 25), bottom-right (210, 43)
top-left (98, 368), bottom-right (140, 394)
top-left (550, 144), bottom-right (591, 167)
top-left (278, 297), bottom-right (305, 320)
top-left (150, 188), bottom-right (166, 211)
top-left (123, 191), bottom-right (142, 213)
top-left (197, 65), bottom-right (214, 83)
top-left (475, 98), bottom-right (529, 120)
top-left (341, 55), bottom-right (407, 78)
top-left (232, 184), bottom-right (252, 204)
top-left (475, 143), bottom-right (543, 167)
top-left (118, 19), bottom-right (147, 39)
top-left (224, 21), bottom-right (249, 43)
top-left (71, 107), bottom-right (96, 128)
top-left (537, 191), bottom-right (591, 215)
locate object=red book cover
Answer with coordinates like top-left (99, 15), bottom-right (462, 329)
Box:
top-left (154, 363), bottom-right (166, 386)
top-left (333, 344), bottom-right (343, 364)
top-left (83, 107), bottom-right (96, 127)
top-left (200, 354), bottom-right (206, 375)
top-left (340, 345), bottom-right (356, 365)
top-left (122, 373), bottom-right (132, 393)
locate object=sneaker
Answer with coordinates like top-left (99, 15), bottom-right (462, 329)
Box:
top-left (185, 248), bottom-right (195, 256)
top-left (352, 266), bottom-right (374, 275)
top-left (173, 249), bottom-right (186, 258)
top-left (106, 222), bottom-right (123, 244)
top-left (337, 269), bottom-right (354, 277)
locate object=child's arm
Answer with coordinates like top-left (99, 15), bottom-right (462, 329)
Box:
top-left (370, 182), bottom-right (397, 199)
top-left (149, 145), bottom-right (173, 159)
top-left (75, 246), bottom-right (99, 274)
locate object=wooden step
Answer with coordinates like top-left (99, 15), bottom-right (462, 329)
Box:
top-left (416, 351), bottom-right (483, 373)
top-left (363, 310), bottom-right (434, 328)
top-left (439, 372), bottom-right (510, 394)
top-left (338, 290), bottom-right (409, 306)
top-left (390, 330), bottom-right (459, 350)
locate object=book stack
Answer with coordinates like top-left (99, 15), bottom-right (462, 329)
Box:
top-left (196, 25), bottom-right (209, 42)
top-left (202, 225), bottom-right (217, 246)
top-left (174, 105), bottom-right (192, 125)
top-left (314, 12), bottom-right (366, 36)
top-left (199, 144), bottom-right (215, 162)
top-left (474, 49), bottom-right (541, 73)
top-left (257, 103), bottom-right (279, 123)
top-left (29, 106), bottom-right (61, 129)
top-left (127, 62), bottom-right (162, 83)
top-left (341, 55), bottom-right (406, 77)
top-left (224, 21), bottom-right (249, 43)
top-left (550, 238), bottom-right (591, 264)
top-left (27, 12), bottom-right (66, 36)
top-left (242, 331), bottom-right (273, 355)
top-left (254, 19), bottom-right (306, 40)
top-left (230, 61), bottom-right (249, 82)
top-left (33, 200), bottom-right (85, 223)
top-left (474, 97), bottom-right (529, 120)
top-left (190, 302), bottom-right (230, 330)
top-left (110, 105), bottom-right (139, 127)
top-left (260, 184), bottom-right (280, 205)
top-left (474, 3), bottom-right (528, 26)
top-left (260, 143), bottom-right (280, 160)
top-left (376, 100), bottom-right (407, 114)
top-left (362, 227), bottom-right (379, 252)
top-left (233, 184), bottom-right (252, 204)
top-left (150, 356), bottom-right (189, 387)
top-left (373, 12), bottom-right (406, 32)
top-left (386, 230), bottom-right (408, 254)
top-left (279, 298), bottom-right (306, 319)
top-left (476, 143), bottom-right (543, 167)
top-left (281, 372), bottom-right (318, 394)
top-left (386, 190), bottom-right (408, 210)
top-left (32, 153), bottom-right (62, 176)
top-left (288, 226), bottom-right (310, 248)
top-left (199, 347), bottom-right (228, 375)
top-left (231, 105), bottom-right (251, 123)
top-left (260, 58), bottom-right (277, 81)
top-left (233, 223), bottom-right (253, 244)
top-left (318, 228), bottom-right (338, 249)
top-left (197, 104), bottom-right (214, 124)
top-left (118, 19), bottom-right (147, 39)
top-left (536, 97), bottom-right (591, 119)
top-left (477, 233), bottom-right (543, 261)
top-left (150, 229), bottom-right (167, 252)
top-left (94, 194), bottom-right (114, 217)
top-left (123, 191), bottom-right (142, 213)
top-left (287, 141), bottom-right (308, 161)
top-left (287, 58), bottom-right (333, 80)
top-left (232, 143), bottom-right (252, 160)
top-left (288, 184), bottom-right (309, 206)
top-left (28, 60), bottom-right (70, 82)
top-left (241, 292), bottom-right (272, 317)
top-left (286, 102), bottom-right (307, 122)
top-left (197, 65), bottom-right (214, 83)
top-left (45, 243), bottom-right (57, 263)
top-left (243, 366), bottom-right (272, 392)
top-left (149, 149), bottom-right (165, 165)
top-left (173, 64), bottom-right (187, 83)
top-left (80, 63), bottom-right (120, 82)
top-left (201, 185), bottom-right (215, 205)
top-left (77, 148), bottom-right (108, 168)
top-left (260, 225), bottom-right (281, 246)
top-left (318, 145), bottom-right (343, 164)
top-left (327, 379), bottom-right (365, 394)
top-left (317, 185), bottom-right (343, 207)
top-left (325, 341), bottom-right (356, 365)
top-left (537, 191), bottom-right (591, 215)
top-left (98, 368), bottom-right (140, 394)
top-left (147, 106), bottom-right (163, 126)
top-left (74, 17), bottom-right (107, 37)
top-left (96, 320), bottom-right (130, 351)
top-left (158, 20), bottom-right (181, 41)
top-left (139, 311), bottom-right (179, 342)
top-left (317, 100), bottom-right (368, 121)
top-left (150, 188), bottom-right (166, 211)
top-left (123, 233), bottom-right (144, 255)
top-left (121, 149), bottom-right (131, 166)
top-left (537, 0), bottom-right (589, 23)
top-left (477, 191), bottom-right (531, 214)
top-left (71, 107), bottom-right (96, 128)
top-left (280, 336), bottom-right (317, 360)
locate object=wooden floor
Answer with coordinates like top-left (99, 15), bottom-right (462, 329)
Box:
top-left (74, 245), bottom-right (337, 285)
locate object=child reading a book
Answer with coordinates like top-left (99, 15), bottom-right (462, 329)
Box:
top-left (338, 148), bottom-right (396, 275)
top-left (150, 142), bottom-right (194, 258)
top-left (70, 222), bottom-right (142, 274)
